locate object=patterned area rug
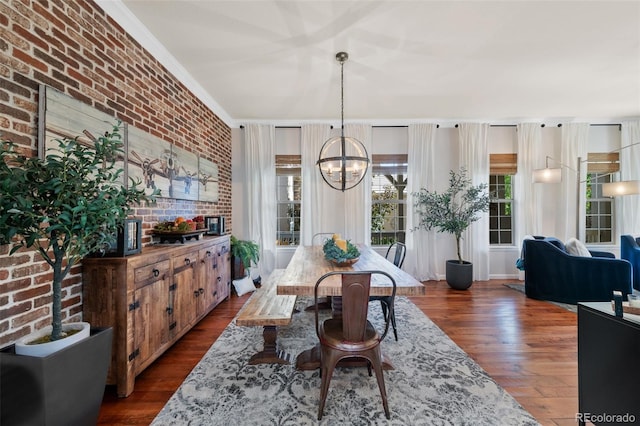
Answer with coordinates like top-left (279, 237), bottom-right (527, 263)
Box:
top-left (504, 283), bottom-right (578, 313)
top-left (152, 297), bottom-right (539, 425)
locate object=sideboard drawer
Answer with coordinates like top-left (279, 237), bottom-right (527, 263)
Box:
top-left (134, 260), bottom-right (171, 287)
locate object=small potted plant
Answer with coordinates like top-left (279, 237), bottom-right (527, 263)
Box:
top-left (412, 168), bottom-right (489, 290)
top-left (0, 122), bottom-right (158, 424)
top-left (230, 235), bottom-right (260, 280)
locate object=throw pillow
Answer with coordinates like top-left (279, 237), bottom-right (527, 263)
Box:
top-left (565, 238), bottom-right (592, 257)
top-left (232, 275), bottom-right (257, 296)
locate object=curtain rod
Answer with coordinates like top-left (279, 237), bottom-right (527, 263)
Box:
top-left (241, 123), bottom-right (621, 130)
top-left (240, 125), bottom-right (334, 129)
top-left (455, 124), bottom-right (543, 128)
top-left (557, 123), bottom-right (621, 130)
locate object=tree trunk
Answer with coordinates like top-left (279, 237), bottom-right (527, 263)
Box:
top-left (51, 235), bottom-right (67, 341)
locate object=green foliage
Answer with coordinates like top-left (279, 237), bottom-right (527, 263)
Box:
top-left (371, 184), bottom-right (397, 232)
top-left (412, 168), bottom-right (489, 263)
top-left (230, 235), bottom-right (260, 269)
top-left (0, 122), bottom-right (158, 340)
top-left (322, 238), bottom-right (360, 263)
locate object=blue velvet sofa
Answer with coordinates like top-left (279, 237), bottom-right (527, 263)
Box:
top-left (621, 235), bottom-right (640, 291)
top-left (522, 237), bottom-right (633, 304)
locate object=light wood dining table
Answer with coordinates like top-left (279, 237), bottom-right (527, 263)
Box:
top-left (276, 244), bottom-right (426, 370)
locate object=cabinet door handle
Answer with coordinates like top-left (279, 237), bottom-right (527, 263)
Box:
top-left (206, 250), bottom-right (212, 257)
top-left (217, 276), bottom-right (222, 282)
top-left (185, 258), bottom-right (191, 266)
top-left (153, 269), bottom-right (160, 277)
top-left (199, 288), bottom-right (204, 295)
top-left (194, 290), bottom-right (200, 297)
top-left (166, 307), bottom-right (173, 315)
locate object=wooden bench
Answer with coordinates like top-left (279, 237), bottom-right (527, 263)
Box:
top-left (235, 269), bottom-right (297, 364)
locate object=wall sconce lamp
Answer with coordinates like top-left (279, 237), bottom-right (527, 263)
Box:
top-left (317, 52), bottom-right (370, 192)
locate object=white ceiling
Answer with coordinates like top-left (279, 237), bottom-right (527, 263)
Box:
top-left (101, 1), bottom-right (640, 127)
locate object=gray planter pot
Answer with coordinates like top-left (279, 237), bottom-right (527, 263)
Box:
top-left (446, 260), bottom-right (473, 290)
top-left (1, 327), bottom-right (112, 426)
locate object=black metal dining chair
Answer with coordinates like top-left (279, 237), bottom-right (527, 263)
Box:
top-left (312, 232), bottom-right (335, 246)
top-left (370, 241), bottom-right (406, 341)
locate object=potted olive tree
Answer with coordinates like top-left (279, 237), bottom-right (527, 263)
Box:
top-left (412, 168), bottom-right (489, 290)
top-left (0, 123), bottom-right (157, 425)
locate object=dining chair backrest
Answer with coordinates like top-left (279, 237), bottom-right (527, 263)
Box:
top-left (312, 232), bottom-right (334, 246)
top-left (385, 242), bottom-right (407, 269)
top-left (314, 270), bottom-right (397, 342)
top-left (341, 273), bottom-right (372, 341)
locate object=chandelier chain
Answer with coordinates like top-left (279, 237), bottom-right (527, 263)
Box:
top-left (340, 58), bottom-right (344, 137)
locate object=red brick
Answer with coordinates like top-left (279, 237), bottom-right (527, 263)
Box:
top-left (14, 284), bottom-right (51, 302)
top-left (1, 300), bottom-right (32, 318)
top-left (11, 306), bottom-right (49, 328)
top-left (0, 277), bottom-right (32, 293)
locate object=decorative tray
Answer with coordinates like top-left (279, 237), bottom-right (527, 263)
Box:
top-left (152, 230), bottom-right (205, 244)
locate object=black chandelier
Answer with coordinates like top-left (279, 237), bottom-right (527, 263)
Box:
top-left (316, 52), bottom-right (370, 192)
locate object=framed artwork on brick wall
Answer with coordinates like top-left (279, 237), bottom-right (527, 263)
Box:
top-left (170, 145), bottom-right (199, 201)
top-left (37, 85), bottom-right (127, 186)
top-left (198, 157), bottom-right (219, 202)
top-left (127, 126), bottom-right (171, 199)
top-left (37, 84), bottom-right (219, 203)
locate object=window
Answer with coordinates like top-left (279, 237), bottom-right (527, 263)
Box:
top-left (489, 175), bottom-right (513, 244)
top-left (371, 154), bottom-right (407, 246)
top-left (489, 154), bottom-right (516, 245)
top-left (276, 155), bottom-right (301, 246)
top-left (584, 152), bottom-right (618, 244)
top-left (585, 173), bottom-right (613, 243)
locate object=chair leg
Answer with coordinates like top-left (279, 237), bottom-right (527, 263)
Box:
top-left (318, 350), bottom-right (338, 420)
top-left (381, 299), bottom-right (398, 341)
top-left (369, 350), bottom-right (390, 420)
top-left (379, 300), bottom-right (388, 320)
top-left (389, 307), bottom-right (398, 341)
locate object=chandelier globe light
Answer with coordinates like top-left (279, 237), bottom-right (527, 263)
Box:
top-left (317, 52), bottom-right (370, 192)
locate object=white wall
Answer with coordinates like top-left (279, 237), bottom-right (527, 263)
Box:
top-left (232, 123), bottom-right (625, 279)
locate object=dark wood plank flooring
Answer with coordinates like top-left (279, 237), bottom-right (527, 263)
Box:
top-left (97, 280), bottom-right (578, 426)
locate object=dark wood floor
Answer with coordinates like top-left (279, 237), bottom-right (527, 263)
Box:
top-left (97, 280), bottom-right (578, 426)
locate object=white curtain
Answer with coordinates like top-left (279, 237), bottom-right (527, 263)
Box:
top-left (244, 124), bottom-right (277, 277)
top-left (300, 124), bottom-right (333, 245)
top-left (343, 124), bottom-right (373, 244)
top-left (618, 120), bottom-right (640, 235)
top-left (458, 123), bottom-right (490, 281)
top-left (515, 123), bottom-right (543, 242)
top-left (558, 123), bottom-right (589, 241)
top-left (405, 123), bottom-right (438, 281)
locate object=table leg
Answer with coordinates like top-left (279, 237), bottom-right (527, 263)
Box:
top-left (247, 326), bottom-right (291, 365)
top-left (331, 296), bottom-right (342, 320)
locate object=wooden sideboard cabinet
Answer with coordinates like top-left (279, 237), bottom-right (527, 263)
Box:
top-left (82, 235), bottom-right (231, 397)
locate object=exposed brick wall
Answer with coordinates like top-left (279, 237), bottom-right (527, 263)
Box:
top-left (0, 0), bottom-right (232, 347)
